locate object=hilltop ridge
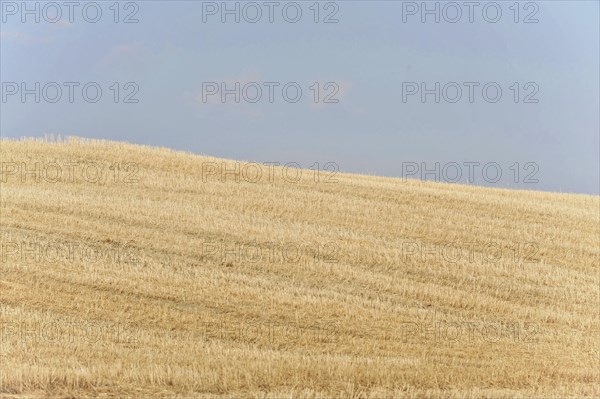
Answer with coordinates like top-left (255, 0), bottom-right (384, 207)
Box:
top-left (0, 137), bottom-right (598, 398)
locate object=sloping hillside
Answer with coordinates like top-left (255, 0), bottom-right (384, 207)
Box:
top-left (1, 137), bottom-right (598, 398)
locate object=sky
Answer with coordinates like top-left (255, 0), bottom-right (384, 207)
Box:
top-left (1, 0), bottom-right (598, 194)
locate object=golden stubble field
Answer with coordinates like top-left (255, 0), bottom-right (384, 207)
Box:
top-left (0, 137), bottom-right (598, 398)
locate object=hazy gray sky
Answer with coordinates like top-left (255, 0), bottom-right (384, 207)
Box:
top-left (1, 0), bottom-right (598, 194)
